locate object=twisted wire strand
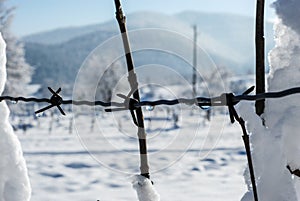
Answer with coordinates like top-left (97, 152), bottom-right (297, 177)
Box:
top-left (0, 87), bottom-right (299, 110)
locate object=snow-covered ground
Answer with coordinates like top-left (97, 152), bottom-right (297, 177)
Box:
top-left (13, 106), bottom-right (248, 201)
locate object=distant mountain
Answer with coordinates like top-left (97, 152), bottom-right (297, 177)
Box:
top-left (22, 24), bottom-right (106, 45)
top-left (23, 11), bottom-right (275, 91)
top-left (22, 11), bottom-right (193, 45)
top-left (25, 30), bottom-right (117, 89)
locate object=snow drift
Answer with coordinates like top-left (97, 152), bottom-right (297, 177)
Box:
top-left (239, 0), bottom-right (300, 200)
top-left (0, 33), bottom-right (31, 201)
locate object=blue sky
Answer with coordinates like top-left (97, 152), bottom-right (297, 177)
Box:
top-left (7, 0), bottom-right (276, 37)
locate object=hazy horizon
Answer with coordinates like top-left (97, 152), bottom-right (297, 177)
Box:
top-left (8, 0), bottom-right (276, 37)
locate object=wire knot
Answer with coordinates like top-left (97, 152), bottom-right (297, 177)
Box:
top-left (50, 90), bottom-right (63, 106)
top-left (221, 86), bottom-right (255, 124)
top-left (35, 87), bottom-right (66, 116)
top-left (220, 93), bottom-right (236, 107)
top-left (120, 94), bottom-right (139, 111)
top-left (105, 93), bottom-right (140, 126)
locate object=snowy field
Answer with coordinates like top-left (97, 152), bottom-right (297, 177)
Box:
top-left (13, 106), bottom-right (249, 201)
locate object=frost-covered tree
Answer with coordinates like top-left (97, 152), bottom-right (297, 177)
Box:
top-left (204, 65), bottom-right (232, 96)
top-left (0, 0), bottom-right (32, 96)
top-left (199, 65), bottom-right (232, 120)
top-left (74, 48), bottom-right (126, 102)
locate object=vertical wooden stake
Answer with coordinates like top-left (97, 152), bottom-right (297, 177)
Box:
top-left (255, 0), bottom-right (265, 116)
top-left (114, 0), bottom-right (150, 179)
top-left (240, 118), bottom-right (259, 201)
top-left (192, 25), bottom-right (197, 98)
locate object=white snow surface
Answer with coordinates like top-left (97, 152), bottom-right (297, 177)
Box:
top-left (12, 106), bottom-right (248, 200)
top-left (238, 102), bottom-right (297, 201)
top-left (0, 33), bottom-right (31, 201)
top-left (239, 0), bottom-right (300, 200)
top-left (132, 175), bottom-right (160, 201)
top-left (268, 0), bottom-right (300, 200)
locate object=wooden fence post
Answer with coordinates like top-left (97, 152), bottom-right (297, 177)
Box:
top-left (114, 0), bottom-right (150, 179)
top-left (255, 0), bottom-right (266, 117)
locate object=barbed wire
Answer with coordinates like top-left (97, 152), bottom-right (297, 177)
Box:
top-left (1, 86), bottom-right (300, 116)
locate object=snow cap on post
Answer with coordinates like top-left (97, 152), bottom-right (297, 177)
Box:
top-left (132, 175), bottom-right (160, 201)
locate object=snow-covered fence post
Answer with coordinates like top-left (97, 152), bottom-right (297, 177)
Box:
top-left (0, 33), bottom-right (31, 201)
top-left (255, 0), bottom-right (266, 117)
